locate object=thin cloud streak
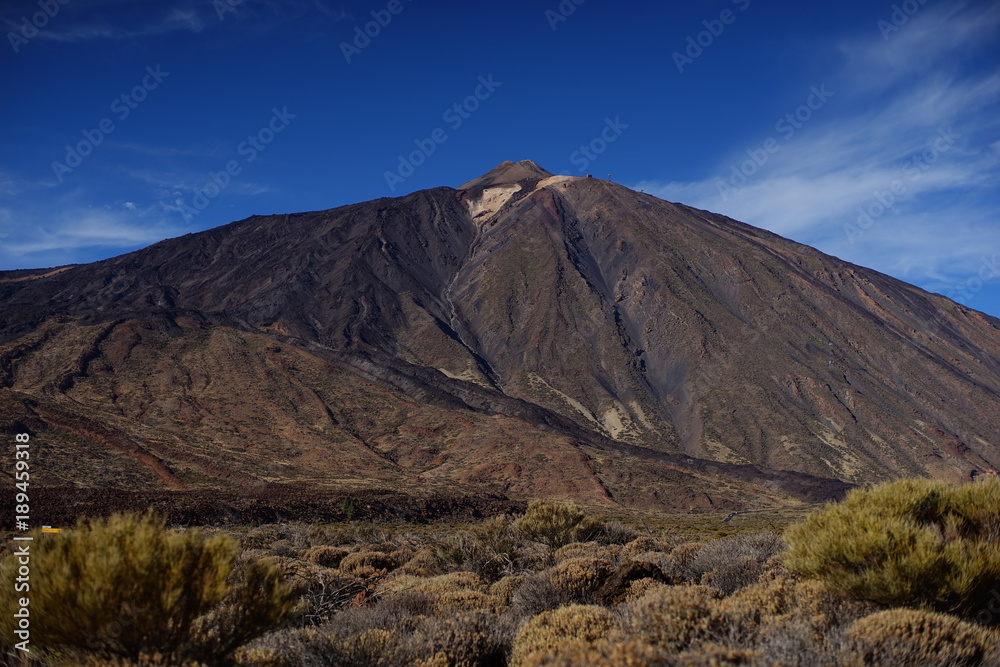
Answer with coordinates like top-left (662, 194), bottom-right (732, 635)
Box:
top-left (635, 1), bottom-right (1000, 297)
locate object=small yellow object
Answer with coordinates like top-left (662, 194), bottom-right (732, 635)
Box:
top-left (41, 526), bottom-right (61, 534)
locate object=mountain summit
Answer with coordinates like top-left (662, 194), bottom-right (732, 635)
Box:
top-left (3, 161), bottom-right (999, 512)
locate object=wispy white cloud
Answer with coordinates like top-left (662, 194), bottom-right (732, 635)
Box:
top-left (35, 7), bottom-right (206, 42)
top-left (0, 200), bottom-right (187, 268)
top-left (636, 1), bottom-right (1000, 297)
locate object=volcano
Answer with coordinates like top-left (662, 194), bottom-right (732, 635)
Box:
top-left (3, 160), bottom-right (999, 515)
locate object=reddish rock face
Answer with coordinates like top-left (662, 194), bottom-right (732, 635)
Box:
top-left (2, 160), bottom-right (998, 511)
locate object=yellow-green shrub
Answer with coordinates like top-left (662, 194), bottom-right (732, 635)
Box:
top-left (784, 478), bottom-right (1000, 618)
top-left (513, 500), bottom-right (604, 548)
top-left (840, 608), bottom-right (996, 666)
top-left (0, 512), bottom-right (294, 664)
top-left (548, 557), bottom-right (614, 598)
top-left (338, 550), bottom-right (397, 576)
top-left (303, 545), bottom-right (348, 568)
top-left (531, 636), bottom-right (669, 666)
top-left (510, 604), bottom-right (615, 667)
top-left (553, 541), bottom-right (619, 563)
top-left (619, 585), bottom-right (722, 651)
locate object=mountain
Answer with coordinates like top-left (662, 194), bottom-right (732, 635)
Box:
top-left (3, 160), bottom-right (999, 515)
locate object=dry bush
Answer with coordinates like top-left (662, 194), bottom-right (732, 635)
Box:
top-left (597, 520), bottom-right (640, 545)
top-left (281, 562), bottom-right (363, 627)
top-left (510, 604), bottom-right (615, 667)
top-left (489, 574), bottom-right (527, 605)
top-left (402, 611), bottom-right (517, 666)
top-left (548, 557), bottom-right (614, 600)
top-left (683, 532), bottom-right (784, 592)
top-left (241, 526), bottom-right (284, 550)
top-left (623, 578), bottom-right (666, 604)
top-left (675, 643), bottom-right (758, 665)
top-left (784, 478), bottom-right (1000, 618)
top-left (303, 545), bottom-right (348, 568)
top-left (840, 608), bottom-right (997, 667)
top-left (508, 573), bottom-right (574, 619)
top-left (434, 516), bottom-right (524, 580)
top-left (338, 550), bottom-right (398, 576)
top-left (665, 542), bottom-right (705, 579)
top-left (513, 500), bottom-right (604, 548)
top-left (0, 513), bottom-right (294, 665)
top-left (395, 544), bottom-right (448, 578)
top-left (623, 535), bottom-right (673, 559)
top-left (618, 584), bottom-right (723, 651)
top-left (268, 539), bottom-right (300, 558)
top-left (553, 541), bottom-right (620, 564)
top-left (595, 561), bottom-right (677, 607)
top-left (700, 557), bottom-right (765, 595)
top-left (529, 636), bottom-right (671, 666)
top-left (430, 589), bottom-right (501, 617)
top-left (381, 571), bottom-right (488, 596)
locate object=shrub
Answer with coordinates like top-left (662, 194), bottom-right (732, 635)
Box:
top-left (552, 541), bottom-right (619, 563)
top-left (404, 611), bottom-right (516, 666)
top-left (683, 532), bottom-right (784, 590)
top-left (596, 520), bottom-right (639, 545)
top-left (623, 535), bottom-right (673, 559)
top-left (489, 574), bottom-right (527, 605)
top-left (549, 557), bottom-right (614, 600)
top-left (430, 590), bottom-right (500, 617)
top-left (513, 500), bottom-right (604, 548)
top-left (531, 636), bottom-right (670, 666)
top-left (277, 561), bottom-right (362, 626)
top-left (840, 608), bottom-right (996, 667)
top-left (381, 571), bottom-right (488, 596)
top-left (339, 550), bottom-right (398, 576)
top-left (510, 604), bottom-right (615, 667)
top-left (434, 516), bottom-right (523, 580)
top-left (783, 478), bottom-right (1000, 618)
top-left (303, 545), bottom-right (348, 568)
top-left (0, 512), bottom-right (294, 664)
top-left (665, 542), bottom-right (704, 579)
top-left (618, 585), bottom-right (723, 651)
top-left (700, 557), bottom-right (765, 595)
top-left (396, 544), bottom-right (447, 577)
top-left (508, 573), bottom-right (574, 619)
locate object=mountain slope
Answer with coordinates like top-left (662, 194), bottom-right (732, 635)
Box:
top-left (2, 160), bottom-right (998, 512)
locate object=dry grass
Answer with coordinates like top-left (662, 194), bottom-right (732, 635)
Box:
top-left (19, 494), bottom-right (999, 666)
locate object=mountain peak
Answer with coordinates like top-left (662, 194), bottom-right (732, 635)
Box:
top-left (459, 160), bottom-right (554, 191)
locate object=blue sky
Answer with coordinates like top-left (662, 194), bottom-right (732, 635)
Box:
top-left (1, 0), bottom-right (998, 318)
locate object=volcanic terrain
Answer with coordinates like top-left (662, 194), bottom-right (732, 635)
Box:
top-left (3, 160), bottom-right (999, 517)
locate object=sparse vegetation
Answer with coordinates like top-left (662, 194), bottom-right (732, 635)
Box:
top-left (513, 499), bottom-right (605, 548)
top-left (0, 512), bottom-right (294, 665)
top-left (784, 478), bottom-right (1000, 619)
top-left (2, 490), bottom-right (997, 666)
